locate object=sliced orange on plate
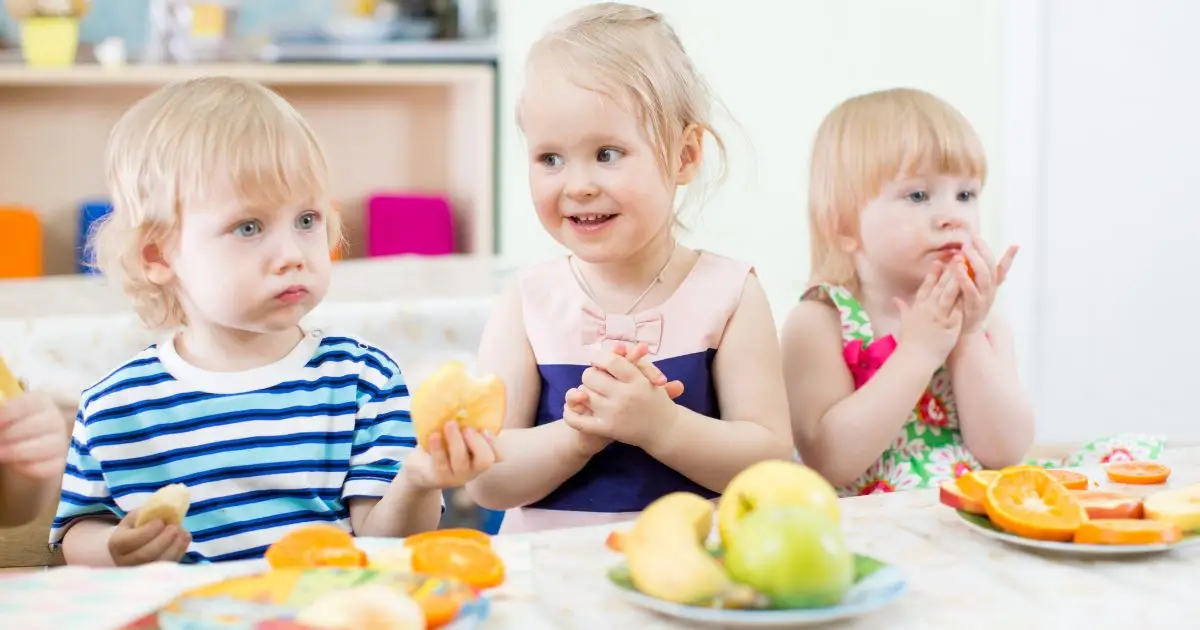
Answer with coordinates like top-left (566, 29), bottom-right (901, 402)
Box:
top-left (1073, 519), bottom-right (1182, 546)
top-left (410, 537), bottom-right (506, 591)
top-left (403, 528), bottom-right (492, 548)
top-left (1105, 461), bottom-right (1171, 485)
top-left (984, 467), bottom-right (1086, 542)
top-left (1069, 489), bottom-right (1144, 519)
top-left (265, 524), bottom-right (368, 570)
top-left (1046, 469), bottom-right (1089, 490)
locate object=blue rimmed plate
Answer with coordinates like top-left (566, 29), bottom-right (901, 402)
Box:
top-left (607, 553), bottom-right (906, 627)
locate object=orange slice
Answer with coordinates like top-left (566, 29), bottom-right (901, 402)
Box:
top-left (983, 467), bottom-right (1086, 542)
top-left (1046, 469), bottom-right (1089, 490)
top-left (1070, 490), bottom-right (1144, 519)
top-left (410, 537), bottom-right (505, 591)
top-left (403, 528), bottom-right (492, 548)
top-left (265, 524), bottom-right (368, 570)
top-left (956, 470), bottom-right (1000, 502)
top-left (939, 478), bottom-right (987, 514)
top-left (1073, 519), bottom-right (1182, 545)
top-left (1105, 461), bottom-right (1171, 485)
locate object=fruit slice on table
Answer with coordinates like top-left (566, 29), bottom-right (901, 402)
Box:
top-left (403, 528), bottom-right (492, 548)
top-left (410, 361), bottom-right (506, 452)
top-left (984, 467), bottom-right (1086, 542)
top-left (410, 537), bottom-right (506, 591)
top-left (605, 529), bottom-right (628, 552)
top-left (1069, 490), bottom-right (1144, 520)
top-left (956, 470), bottom-right (1000, 503)
top-left (939, 478), bottom-right (987, 515)
top-left (1105, 461), bottom-right (1171, 485)
top-left (265, 524), bottom-right (368, 570)
top-left (1073, 519), bottom-right (1182, 546)
top-left (625, 492), bottom-right (756, 608)
top-left (1143, 483), bottom-right (1200, 533)
top-left (1046, 469), bottom-right (1090, 490)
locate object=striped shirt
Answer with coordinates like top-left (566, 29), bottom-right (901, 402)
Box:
top-left (49, 329), bottom-right (419, 564)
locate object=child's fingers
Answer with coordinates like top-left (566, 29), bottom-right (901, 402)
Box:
top-left (111, 514), bottom-right (165, 556)
top-left (958, 263), bottom-right (984, 304)
top-left (995, 245), bottom-right (1019, 286)
top-left (915, 263), bottom-right (941, 303)
top-left (162, 529), bottom-right (192, 562)
top-left (565, 387), bottom-right (589, 405)
top-left (441, 422), bottom-right (470, 475)
top-left (128, 526), bottom-right (184, 565)
top-left (426, 431), bottom-right (451, 477)
top-left (480, 429), bottom-right (503, 464)
top-left (623, 342), bottom-right (650, 363)
top-left (580, 367), bottom-right (619, 398)
top-left (663, 380), bottom-right (685, 399)
top-left (935, 266), bottom-right (961, 314)
top-left (3, 433), bottom-right (65, 478)
top-left (590, 351), bottom-right (644, 384)
top-left (461, 427), bottom-right (496, 471)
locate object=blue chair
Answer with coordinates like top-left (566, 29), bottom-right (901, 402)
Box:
top-left (480, 508), bottom-right (504, 535)
top-left (77, 199), bottom-right (113, 274)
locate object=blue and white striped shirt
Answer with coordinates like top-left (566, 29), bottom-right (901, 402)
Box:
top-left (49, 329), bottom-right (418, 563)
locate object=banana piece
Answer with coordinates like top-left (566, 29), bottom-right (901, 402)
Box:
top-left (135, 483), bottom-right (190, 527)
top-left (624, 492), bottom-right (751, 607)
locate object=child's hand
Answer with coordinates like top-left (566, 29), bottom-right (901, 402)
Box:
top-left (403, 421), bottom-right (501, 490)
top-left (958, 235), bottom-right (1019, 334)
top-left (894, 260), bottom-right (964, 368)
top-left (562, 345), bottom-right (680, 450)
top-left (109, 511), bottom-right (191, 566)
top-left (0, 392), bottom-right (69, 480)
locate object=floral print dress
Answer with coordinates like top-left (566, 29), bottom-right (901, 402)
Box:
top-left (801, 284), bottom-right (1167, 498)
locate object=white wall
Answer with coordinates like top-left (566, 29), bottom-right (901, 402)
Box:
top-left (495, 0), bottom-right (1008, 326)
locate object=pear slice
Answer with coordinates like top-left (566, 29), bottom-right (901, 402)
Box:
top-left (1143, 483), bottom-right (1200, 533)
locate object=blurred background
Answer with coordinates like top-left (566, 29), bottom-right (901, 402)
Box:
top-left (0, 0), bottom-right (1196, 453)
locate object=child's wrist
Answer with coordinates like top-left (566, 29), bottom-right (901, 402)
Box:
top-left (948, 330), bottom-right (990, 367)
top-left (640, 403), bottom-right (682, 456)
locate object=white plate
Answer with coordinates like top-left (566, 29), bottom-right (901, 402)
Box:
top-left (955, 510), bottom-right (1200, 556)
top-left (609, 559), bottom-right (907, 627)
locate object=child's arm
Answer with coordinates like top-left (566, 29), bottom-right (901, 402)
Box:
top-left (781, 300), bottom-right (940, 488)
top-left (463, 283), bottom-right (600, 511)
top-left (344, 350), bottom-right (444, 538)
top-left (948, 315), bottom-right (1035, 468)
top-left (0, 393), bottom-right (68, 527)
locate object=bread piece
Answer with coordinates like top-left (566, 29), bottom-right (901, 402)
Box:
top-left (134, 483), bottom-right (190, 527)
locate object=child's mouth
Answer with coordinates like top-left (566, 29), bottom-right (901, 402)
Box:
top-left (568, 214), bottom-right (615, 226)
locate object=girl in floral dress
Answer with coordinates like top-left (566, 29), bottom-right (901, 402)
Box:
top-left (780, 88), bottom-right (1163, 498)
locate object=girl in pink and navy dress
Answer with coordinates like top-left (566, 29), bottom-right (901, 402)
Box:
top-left (464, 3), bottom-right (793, 533)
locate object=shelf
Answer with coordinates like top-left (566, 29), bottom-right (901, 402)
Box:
top-left (0, 61), bottom-right (494, 87)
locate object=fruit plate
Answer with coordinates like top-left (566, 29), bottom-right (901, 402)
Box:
top-left (607, 554), bottom-right (906, 627)
top-left (155, 567), bottom-right (490, 630)
top-left (955, 511), bottom-right (1200, 556)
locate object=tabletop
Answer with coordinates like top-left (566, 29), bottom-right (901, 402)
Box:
top-left (4, 449), bottom-right (1200, 629)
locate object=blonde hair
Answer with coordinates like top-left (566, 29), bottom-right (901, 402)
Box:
top-left (90, 76), bottom-right (340, 329)
top-left (520, 2), bottom-right (729, 218)
top-left (808, 87), bottom-right (987, 290)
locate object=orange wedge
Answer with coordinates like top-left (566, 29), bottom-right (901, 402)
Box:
top-left (1046, 469), bottom-right (1089, 490)
top-left (956, 470), bottom-right (1000, 502)
top-left (1073, 519), bottom-right (1182, 546)
top-left (1105, 461), bottom-right (1171, 485)
top-left (411, 537), bottom-right (505, 591)
top-left (984, 467), bottom-right (1086, 542)
top-left (403, 528), bottom-right (492, 548)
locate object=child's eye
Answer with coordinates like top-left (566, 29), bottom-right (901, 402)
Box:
top-left (234, 220), bottom-right (262, 237)
top-left (296, 211), bottom-right (320, 230)
top-left (597, 147), bottom-right (624, 163)
top-left (905, 190), bottom-right (928, 203)
top-left (539, 153), bottom-right (564, 168)
top-left (957, 190), bottom-right (977, 202)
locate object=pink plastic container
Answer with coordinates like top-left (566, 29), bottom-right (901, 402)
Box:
top-left (365, 193), bottom-right (456, 257)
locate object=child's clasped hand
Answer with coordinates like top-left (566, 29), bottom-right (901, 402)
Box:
top-left (562, 342), bottom-right (682, 451)
top-left (956, 235), bottom-right (1018, 335)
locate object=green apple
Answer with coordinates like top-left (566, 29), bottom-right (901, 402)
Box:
top-left (718, 459), bottom-right (840, 547)
top-left (722, 505), bottom-right (854, 609)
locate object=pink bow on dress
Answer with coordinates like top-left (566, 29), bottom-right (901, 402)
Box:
top-left (580, 304), bottom-right (664, 354)
top-left (843, 335), bottom-right (897, 390)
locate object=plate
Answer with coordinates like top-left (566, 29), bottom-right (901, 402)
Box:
top-left (955, 510), bottom-right (1200, 556)
top-left (607, 553), bottom-right (906, 627)
top-left (156, 568), bottom-right (489, 630)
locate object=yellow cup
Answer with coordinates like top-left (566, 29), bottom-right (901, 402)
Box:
top-left (19, 17), bottom-right (80, 68)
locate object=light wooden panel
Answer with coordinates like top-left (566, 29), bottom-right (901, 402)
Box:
top-left (0, 64), bottom-right (496, 275)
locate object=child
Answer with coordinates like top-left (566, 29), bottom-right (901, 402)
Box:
top-left (50, 77), bottom-right (499, 566)
top-left (464, 2), bottom-right (793, 533)
top-left (781, 88), bottom-right (1036, 496)
top-left (0, 387), bottom-right (70, 528)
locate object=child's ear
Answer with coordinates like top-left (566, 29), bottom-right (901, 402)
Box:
top-left (143, 243), bottom-right (173, 285)
top-left (674, 124), bottom-right (704, 186)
